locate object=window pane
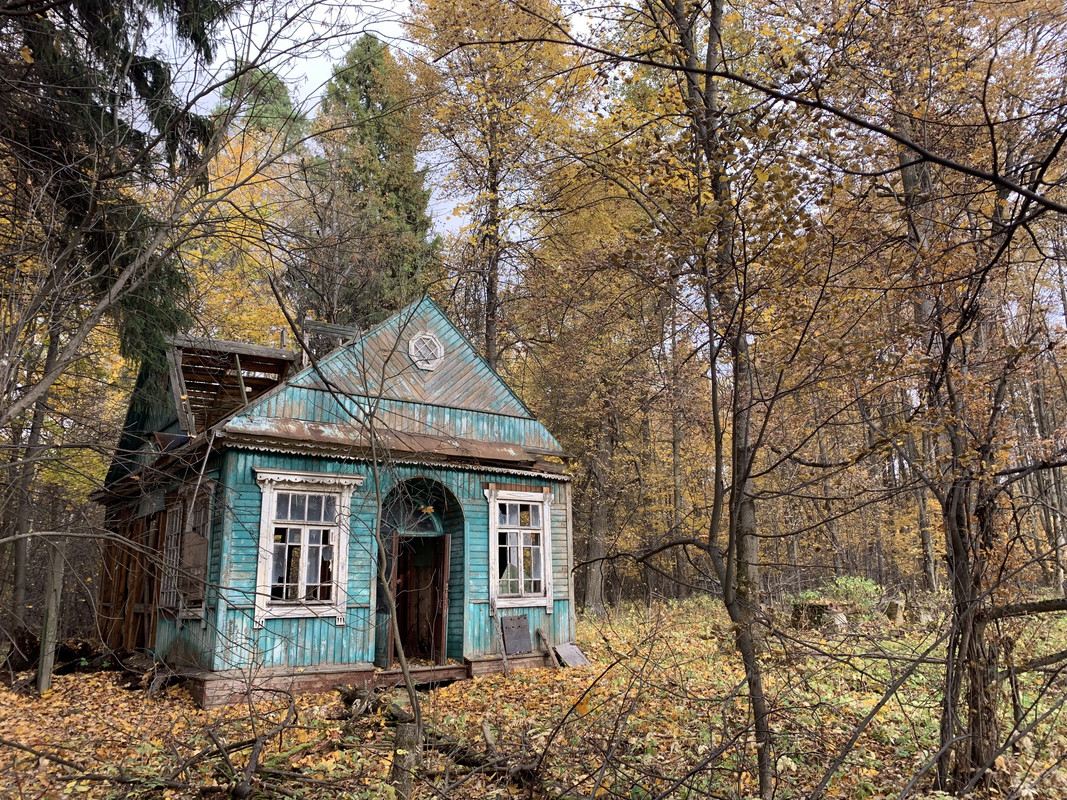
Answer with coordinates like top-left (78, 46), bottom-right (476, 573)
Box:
top-left (498, 503), bottom-right (508, 526)
top-left (272, 544), bottom-right (286, 584)
top-left (498, 537), bottom-right (509, 578)
top-left (286, 544), bottom-right (300, 582)
top-left (322, 545), bottom-right (334, 569)
top-left (507, 503), bottom-right (519, 526)
top-left (531, 504), bottom-right (541, 527)
top-left (290, 494), bottom-right (306, 521)
top-left (323, 496), bottom-right (336, 523)
top-left (309, 529), bottom-right (321, 545)
top-left (307, 494), bottom-right (323, 522)
top-left (275, 493), bottom-right (290, 520)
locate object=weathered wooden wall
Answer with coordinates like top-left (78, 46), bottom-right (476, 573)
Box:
top-left (178, 449), bottom-right (572, 672)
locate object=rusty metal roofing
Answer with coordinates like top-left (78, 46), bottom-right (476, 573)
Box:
top-left (221, 416), bottom-right (539, 464)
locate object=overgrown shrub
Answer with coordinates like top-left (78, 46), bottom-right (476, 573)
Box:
top-left (786, 576), bottom-right (884, 613)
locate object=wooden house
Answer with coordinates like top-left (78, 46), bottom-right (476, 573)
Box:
top-left (95, 298), bottom-right (574, 706)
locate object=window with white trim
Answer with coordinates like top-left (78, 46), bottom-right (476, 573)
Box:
top-left (485, 488), bottom-right (553, 611)
top-left (497, 501), bottom-right (542, 597)
top-left (254, 469), bottom-right (363, 627)
top-left (270, 491), bottom-right (337, 602)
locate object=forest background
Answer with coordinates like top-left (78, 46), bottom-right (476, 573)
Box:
top-left (4, 0), bottom-right (1067, 796)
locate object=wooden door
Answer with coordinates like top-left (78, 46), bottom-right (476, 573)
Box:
top-left (437, 534), bottom-right (450, 664)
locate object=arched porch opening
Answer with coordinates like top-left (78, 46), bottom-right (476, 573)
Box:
top-left (374, 477), bottom-right (463, 667)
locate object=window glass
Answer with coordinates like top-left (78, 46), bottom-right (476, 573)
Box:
top-left (307, 494), bottom-right (323, 522)
top-left (290, 494), bottom-right (306, 521)
top-left (269, 493), bottom-right (339, 604)
top-left (496, 497), bottom-right (546, 598)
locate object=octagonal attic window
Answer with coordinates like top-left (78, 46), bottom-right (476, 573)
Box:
top-left (409, 332), bottom-right (445, 371)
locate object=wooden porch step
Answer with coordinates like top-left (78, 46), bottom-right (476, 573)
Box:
top-left (186, 651), bottom-right (553, 707)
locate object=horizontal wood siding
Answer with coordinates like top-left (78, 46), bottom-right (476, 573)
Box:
top-left (552, 503), bottom-right (569, 599)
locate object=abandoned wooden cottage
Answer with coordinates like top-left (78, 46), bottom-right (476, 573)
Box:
top-left (94, 297), bottom-right (575, 706)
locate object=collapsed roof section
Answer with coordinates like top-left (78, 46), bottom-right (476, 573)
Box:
top-left (167, 335), bottom-right (297, 435)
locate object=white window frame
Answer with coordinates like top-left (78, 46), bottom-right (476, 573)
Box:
top-left (254, 469), bottom-right (363, 628)
top-left (408, 331), bottom-right (445, 371)
top-left (485, 487), bottom-right (553, 613)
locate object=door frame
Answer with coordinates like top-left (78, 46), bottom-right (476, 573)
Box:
top-left (377, 530), bottom-right (451, 668)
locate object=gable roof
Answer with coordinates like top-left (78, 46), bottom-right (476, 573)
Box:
top-left (220, 297), bottom-right (564, 459)
top-left (299, 297), bottom-right (536, 416)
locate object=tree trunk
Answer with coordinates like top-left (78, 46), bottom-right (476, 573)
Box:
top-left (917, 488), bottom-right (938, 591)
top-left (670, 295), bottom-right (687, 598)
top-left (36, 537), bottom-right (67, 693)
top-left (585, 405), bottom-right (613, 616)
top-left (483, 117), bottom-right (501, 371)
top-left (10, 330), bottom-right (59, 631)
top-left (390, 721), bottom-right (422, 800)
top-left (667, 0), bottom-right (772, 790)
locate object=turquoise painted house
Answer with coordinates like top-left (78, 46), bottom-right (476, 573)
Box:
top-left (96, 298), bottom-right (574, 704)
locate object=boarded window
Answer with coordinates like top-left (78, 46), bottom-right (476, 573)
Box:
top-left (159, 483), bottom-right (212, 611)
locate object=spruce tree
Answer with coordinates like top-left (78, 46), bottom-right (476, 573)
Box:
top-left (1, 0), bottom-right (230, 361)
top-left (290, 35), bottom-right (437, 330)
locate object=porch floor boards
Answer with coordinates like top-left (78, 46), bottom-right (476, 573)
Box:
top-left (187, 652), bottom-right (552, 708)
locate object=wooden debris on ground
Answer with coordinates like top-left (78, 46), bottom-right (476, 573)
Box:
top-left (553, 643), bottom-right (590, 667)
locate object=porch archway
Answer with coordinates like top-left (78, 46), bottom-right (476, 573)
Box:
top-left (374, 477), bottom-right (463, 667)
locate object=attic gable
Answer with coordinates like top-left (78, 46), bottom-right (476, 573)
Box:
top-left (292, 297), bottom-right (533, 418)
top-left (222, 297), bottom-right (564, 458)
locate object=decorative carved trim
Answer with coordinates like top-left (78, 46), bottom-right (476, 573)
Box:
top-left (228, 437), bottom-right (570, 482)
top-left (252, 470), bottom-right (360, 628)
top-left (253, 468), bottom-right (365, 488)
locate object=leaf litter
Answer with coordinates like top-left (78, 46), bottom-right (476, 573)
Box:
top-left (2, 597), bottom-right (1067, 798)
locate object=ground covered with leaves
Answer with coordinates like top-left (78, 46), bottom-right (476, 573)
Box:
top-left (3, 597), bottom-right (1067, 799)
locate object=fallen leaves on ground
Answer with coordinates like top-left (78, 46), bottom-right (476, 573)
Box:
top-left (3, 597), bottom-right (1067, 798)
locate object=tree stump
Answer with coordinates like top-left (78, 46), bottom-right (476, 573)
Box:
top-left (823, 607), bottom-right (848, 633)
top-left (885, 600), bottom-right (905, 625)
top-left (792, 600), bottom-right (837, 629)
